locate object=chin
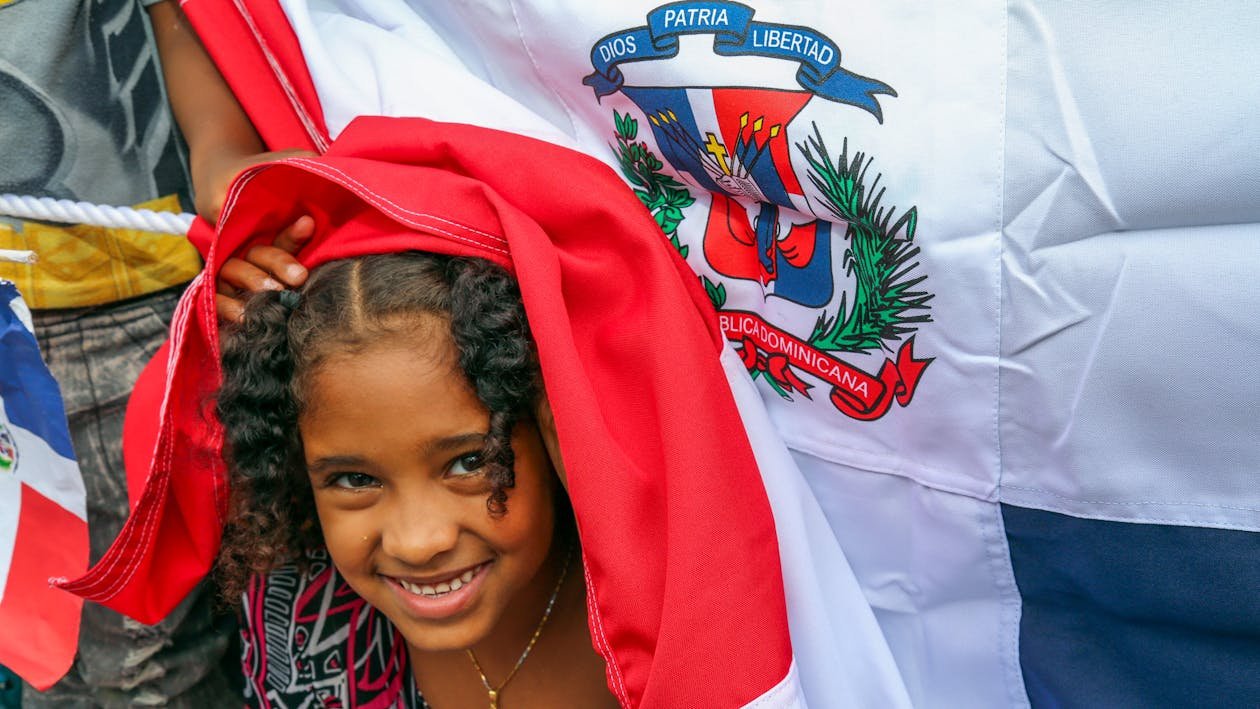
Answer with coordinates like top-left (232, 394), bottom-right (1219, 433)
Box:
top-left (394, 617), bottom-right (493, 654)
top-left (385, 597), bottom-right (504, 654)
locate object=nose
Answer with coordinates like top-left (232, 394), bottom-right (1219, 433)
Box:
top-left (379, 491), bottom-right (461, 568)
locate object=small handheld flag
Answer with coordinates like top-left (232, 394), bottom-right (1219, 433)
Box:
top-left (0, 280), bottom-right (88, 690)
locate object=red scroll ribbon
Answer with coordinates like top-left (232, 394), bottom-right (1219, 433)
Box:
top-left (721, 310), bottom-right (932, 421)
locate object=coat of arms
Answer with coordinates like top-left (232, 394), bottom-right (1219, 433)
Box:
top-left (586, 2), bottom-right (933, 420)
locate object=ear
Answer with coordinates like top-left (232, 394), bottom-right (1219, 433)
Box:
top-left (533, 393), bottom-right (567, 490)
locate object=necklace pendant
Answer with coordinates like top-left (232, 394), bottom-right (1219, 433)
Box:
top-left (468, 544), bottom-right (573, 709)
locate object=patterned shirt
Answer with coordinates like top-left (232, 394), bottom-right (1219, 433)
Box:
top-left (242, 550), bottom-right (427, 709)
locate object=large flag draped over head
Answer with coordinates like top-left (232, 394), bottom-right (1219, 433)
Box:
top-left (58, 114), bottom-right (911, 705)
top-left (0, 281), bottom-right (88, 690)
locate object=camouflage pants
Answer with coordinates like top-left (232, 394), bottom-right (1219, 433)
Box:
top-left (21, 287), bottom-right (238, 708)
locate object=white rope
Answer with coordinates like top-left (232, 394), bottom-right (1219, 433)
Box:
top-left (0, 193), bottom-right (194, 235)
top-left (0, 249), bottom-right (37, 264)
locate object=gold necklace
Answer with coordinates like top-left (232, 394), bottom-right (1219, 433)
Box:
top-left (466, 543), bottom-right (573, 709)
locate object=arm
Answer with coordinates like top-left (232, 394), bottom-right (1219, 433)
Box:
top-left (148, 0), bottom-right (270, 222)
top-left (148, 0), bottom-right (312, 319)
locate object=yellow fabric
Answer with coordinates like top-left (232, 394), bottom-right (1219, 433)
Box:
top-left (0, 195), bottom-right (202, 309)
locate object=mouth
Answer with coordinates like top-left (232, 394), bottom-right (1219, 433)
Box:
top-left (382, 562), bottom-right (492, 619)
top-left (393, 563), bottom-right (486, 598)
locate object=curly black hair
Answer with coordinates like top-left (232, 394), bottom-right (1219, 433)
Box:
top-left (214, 252), bottom-right (539, 600)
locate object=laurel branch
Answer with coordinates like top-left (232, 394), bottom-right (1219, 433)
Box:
top-left (798, 124), bottom-right (933, 353)
top-left (612, 110), bottom-right (695, 258)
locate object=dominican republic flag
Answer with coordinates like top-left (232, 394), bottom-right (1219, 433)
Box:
top-left (227, 4), bottom-right (1256, 707)
top-left (70, 1), bottom-right (1260, 707)
top-left (0, 281), bottom-right (87, 690)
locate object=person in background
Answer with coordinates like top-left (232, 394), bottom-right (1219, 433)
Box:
top-left (0, 0), bottom-right (239, 705)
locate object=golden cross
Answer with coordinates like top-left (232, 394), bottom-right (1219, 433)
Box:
top-left (703, 132), bottom-right (731, 175)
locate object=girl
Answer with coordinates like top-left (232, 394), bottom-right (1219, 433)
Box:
top-left (62, 118), bottom-right (814, 707)
top-left (216, 252), bottom-right (616, 707)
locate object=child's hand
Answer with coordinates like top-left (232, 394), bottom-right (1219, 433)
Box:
top-left (216, 215), bottom-right (314, 322)
top-left (195, 149), bottom-right (317, 224)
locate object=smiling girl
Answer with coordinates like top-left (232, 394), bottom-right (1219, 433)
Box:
top-left (215, 253), bottom-right (615, 707)
top-left (62, 118), bottom-right (822, 707)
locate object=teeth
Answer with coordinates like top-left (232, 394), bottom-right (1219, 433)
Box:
top-left (396, 565), bottom-right (479, 598)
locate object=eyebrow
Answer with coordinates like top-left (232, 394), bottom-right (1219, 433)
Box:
top-left (305, 432), bottom-right (489, 474)
top-left (306, 455), bottom-right (369, 475)
top-left (421, 432), bottom-right (488, 457)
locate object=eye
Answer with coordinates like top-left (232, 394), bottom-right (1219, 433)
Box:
top-left (327, 472), bottom-right (379, 490)
top-left (448, 452), bottom-right (486, 477)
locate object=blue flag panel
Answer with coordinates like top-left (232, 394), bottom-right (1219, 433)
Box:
top-left (1003, 504), bottom-right (1260, 708)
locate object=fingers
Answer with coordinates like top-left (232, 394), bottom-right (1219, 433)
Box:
top-left (272, 214), bottom-right (316, 255)
top-left (207, 161), bottom-right (317, 322)
top-left (213, 215), bottom-right (313, 322)
top-left (243, 244), bottom-right (307, 287)
top-left (216, 292), bottom-right (246, 323)
top-left (218, 256), bottom-right (285, 295)
top-left (215, 251), bottom-right (297, 324)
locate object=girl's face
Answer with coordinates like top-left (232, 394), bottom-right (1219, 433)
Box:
top-left (298, 324), bottom-right (558, 652)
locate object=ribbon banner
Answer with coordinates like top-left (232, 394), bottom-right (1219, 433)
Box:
top-left (583, 1), bottom-right (895, 121)
top-left (720, 310), bottom-right (932, 421)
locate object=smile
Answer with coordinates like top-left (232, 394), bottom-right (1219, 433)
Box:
top-left (395, 566), bottom-right (480, 598)
top-left (383, 562), bottom-right (492, 619)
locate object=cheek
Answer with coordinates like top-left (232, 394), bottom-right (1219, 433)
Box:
top-left (494, 472), bottom-right (557, 556)
top-left (493, 427), bottom-right (561, 557)
top-left (311, 495), bottom-right (376, 574)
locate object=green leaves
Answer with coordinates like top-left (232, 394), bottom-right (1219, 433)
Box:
top-left (614, 110), bottom-right (638, 141)
top-left (703, 276), bottom-right (727, 308)
top-left (612, 110), bottom-right (693, 259)
top-left (798, 123), bottom-right (933, 353)
top-left (654, 204), bottom-right (684, 234)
